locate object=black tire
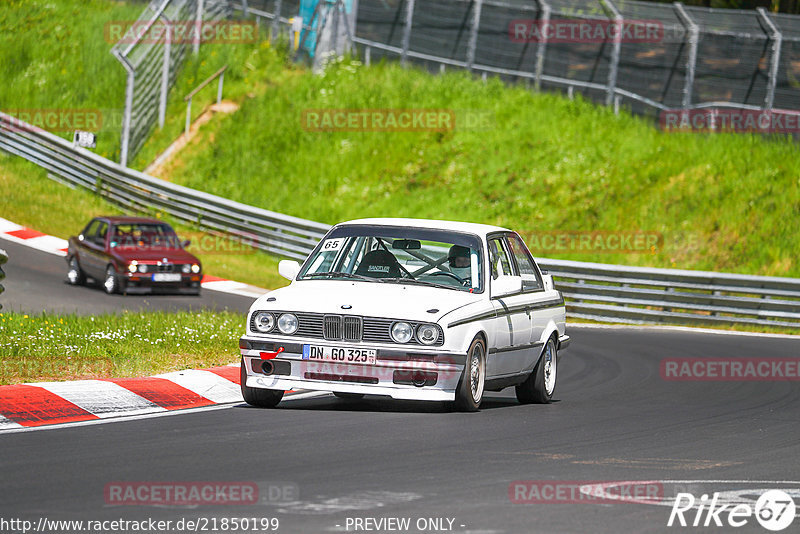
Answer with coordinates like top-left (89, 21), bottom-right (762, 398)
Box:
top-left (66, 256), bottom-right (86, 286)
top-left (103, 265), bottom-right (121, 295)
top-left (454, 337), bottom-right (487, 412)
top-left (240, 359), bottom-right (284, 408)
top-left (333, 392), bottom-right (365, 400)
top-left (516, 336), bottom-right (557, 404)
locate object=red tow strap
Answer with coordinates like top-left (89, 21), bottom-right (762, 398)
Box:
top-left (260, 347), bottom-right (284, 360)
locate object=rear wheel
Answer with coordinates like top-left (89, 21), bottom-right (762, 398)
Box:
top-left (333, 392), bottom-right (365, 400)
top-left (516, 336), bottom-right (557, 404)
top-left (66, 257), bottom-right (85, 285)
top-left (454, 337), bottom-right (486, 412)
top-left (240, 359), bottom-right (284, 408)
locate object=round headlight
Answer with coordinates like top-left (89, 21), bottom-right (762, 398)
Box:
top-left (191, 264), bottom-right (201, 273)
top-left (128, 261), bottom-right (138, 273)
top-left (417, 324), bottom-right (439, 345)
top-left (138, 263), bottom-right (147, 273)
top-left (391, 322), bottom-right (413, 344)
top-left (253, 312), bottom-right (275, 333)
top-left (182, 264), bottom-right (191, 274)
top-left (277, 313), bottom-right (299, 334)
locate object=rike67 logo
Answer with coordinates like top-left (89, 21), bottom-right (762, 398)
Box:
top-left (668, 489), bottom-right (796, 531)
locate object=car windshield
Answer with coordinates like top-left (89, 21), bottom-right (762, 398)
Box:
top-left (298, 225), bottom-right (483, 292)
top-left (110, 223), bottom-right (181, 249)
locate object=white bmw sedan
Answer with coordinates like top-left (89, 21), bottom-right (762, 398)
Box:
top-left (239, 218), bottom-right (569, 411)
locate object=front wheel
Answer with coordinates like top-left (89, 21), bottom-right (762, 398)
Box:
top-left (103, 266), bottom-right (120, 294)
top-left (516, 336), bottom-right (557, 404)
top-left (240, 359), bottom-right (284, 408)
top-left (454, 337), bottom-right (486, 412)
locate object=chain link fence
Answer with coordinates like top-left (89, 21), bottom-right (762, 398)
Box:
top-left (112, 0), bottom-right (231, 167)
top-left (352, 0), bottom-right (800, 125)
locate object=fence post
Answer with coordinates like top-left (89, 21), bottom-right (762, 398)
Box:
top-left (193, 0), bottom-right (205, 55)
top-left (674, 3), bottom-right (698, 109)
top-left (272, 0), bottom-right (283, 43)
top-left (117, 54), bottom-right (135, 168)
top-left (158, 16), bottom-right (172, 129)
top-left (602, 0), bottom-right (622, 107)
top-left (466, 0), bottom-right (483, 71)
top-left (534, 0), bottom-right (551, 91)
top-left (331, 0), bottom-right (340, 56)
top-left (401, 0), bottom-right (416, 66)
top-left (242, 0), bottom-right (249, 17)
top-left (758, 7), bottom-right (782, 110)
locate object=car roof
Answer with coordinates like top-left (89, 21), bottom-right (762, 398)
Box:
top-left (338, 218), bottom-right (511, 236)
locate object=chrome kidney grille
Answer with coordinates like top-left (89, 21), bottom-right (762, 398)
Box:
top-left (250, 311), bottom-right (443, 346)
top-left (323, 315), bottom-right (362, 342)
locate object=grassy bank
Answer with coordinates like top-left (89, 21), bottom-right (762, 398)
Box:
top-left (0, 0), bottom-right (277, 164)
top-left (152, 51), bottom-right (800, 278)
top-left (0, 310), bottom-right (242, 384)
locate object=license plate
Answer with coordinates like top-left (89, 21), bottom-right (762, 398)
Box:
top-left (152, 273), bottom-right (182, 282)
top-left (302, 345), bottom-right (376, 365)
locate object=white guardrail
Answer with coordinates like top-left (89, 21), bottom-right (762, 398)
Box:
top-left (2, 111), bottom-right (800, 328)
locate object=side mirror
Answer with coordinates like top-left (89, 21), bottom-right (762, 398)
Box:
top-left (492, 275), bottom-right (522, 298)
top-left (279, 260), bottom-right (301, 281)
top-left (182, 239), bottom-right (191, 248)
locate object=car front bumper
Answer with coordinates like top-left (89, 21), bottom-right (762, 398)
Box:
top-left (240, 336), bottom-right (467, 401)
top-left (123, 273), bottom-right (202, 294)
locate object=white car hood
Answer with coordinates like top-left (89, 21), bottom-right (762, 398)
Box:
top-left (251, 280), bottom-right (483, 323)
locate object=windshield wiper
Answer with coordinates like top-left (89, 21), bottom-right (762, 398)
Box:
top-left (382, 277), bottom-right (459, 290)
top-left (305, 272), bottom-right (382, 282)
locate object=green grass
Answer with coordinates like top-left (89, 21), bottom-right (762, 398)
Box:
top-left (0, 310), bottom-right (242, 384)
top-left (0, 151), bottom-right (287, 289)
top-left (155, 51), bottom-right (800, 278)
top-left (0, 0), bottom-right (280, 164)
top-left (0, 0), bottom-right (141, 159)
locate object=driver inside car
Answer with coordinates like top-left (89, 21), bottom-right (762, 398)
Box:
top-left (447, 245), bottom-right (472, 282)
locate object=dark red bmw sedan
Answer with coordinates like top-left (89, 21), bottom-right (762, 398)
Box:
top-left (66, 216), bottom-right (202, 295)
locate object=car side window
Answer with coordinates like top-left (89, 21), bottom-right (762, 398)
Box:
top-left (82, 220), bottom-right (99, 239)
top-left (506, 234), bottom-right (543, 291)
top-left (93, 221), bottom-right (108, 246)
top-left (487, 238), bottom-right (512, 279)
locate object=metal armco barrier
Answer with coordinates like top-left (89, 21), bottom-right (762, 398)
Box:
top-left (538, 258), bottom-right (800, 329)
top-left (2, 111), bottom-right (799, 328)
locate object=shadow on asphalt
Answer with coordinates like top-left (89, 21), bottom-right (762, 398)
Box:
top-left (234, 394), bottom-right (559, 414)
